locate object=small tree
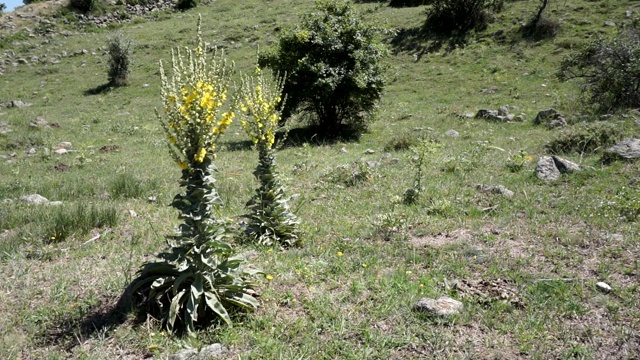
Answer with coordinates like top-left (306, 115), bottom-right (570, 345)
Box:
top-left (0, 3), bottom-right (6, 13)
top-left (259, 0), bottom-right (387, 138)
top-left (558, 28), bottom-right (640, 113)
top-left (107, 33), bottom-right (132, 87)
top-left (425, 0), bottom-right (502, 35)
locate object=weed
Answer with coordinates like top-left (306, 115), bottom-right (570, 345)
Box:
top-left (107, 32), bottom-right (133, 86)
top-left (46, 202), bottom-right (119, 242)
top-left (545, 121), bottom-right (624, 155)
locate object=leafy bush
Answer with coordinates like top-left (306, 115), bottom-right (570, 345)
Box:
top-left (259, 0), bottom-right (387, 138)
top-left (545, 121), bottom-right (624, 155)
top-left (175, 0), bottom-right (198, 10)
top-left (0, 3), bottom-right (6, 13)
top-left (107, 33), bottom-right (132, 86)
top-left (69, 0), bottom-right (94, 12)
top-left (558, 28), bottom-right (640, 113)
top-left (425, 0), bottom-right (503, 35)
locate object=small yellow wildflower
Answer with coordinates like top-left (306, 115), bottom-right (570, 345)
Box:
top-left (362, 263), bottom-right (368, 268)
top-left (265, 275), bottom-right (273, 281)
top-left (148, 345), bottom-right (158, 351)
top-left (337, 251), bottom-right (343, 257)
top-left (194, 148), bottom-right (207, 163)
top-left (179, 161), bottom-right (188, 170)
top-left (406, 271), bottom-right (412, 275)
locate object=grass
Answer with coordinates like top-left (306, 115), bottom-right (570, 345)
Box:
top-left (0, 0), bottom-right (639, 358)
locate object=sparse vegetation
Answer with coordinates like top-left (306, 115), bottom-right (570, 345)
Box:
top-left (559, 27), bottom-right (640, 112)
top-left (545, 121), bottom-right (624, 155)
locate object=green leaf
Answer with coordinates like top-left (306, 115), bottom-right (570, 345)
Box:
top-left (204, 292), bottom-right (232, 326)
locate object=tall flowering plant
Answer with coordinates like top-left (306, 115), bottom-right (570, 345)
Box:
top-left (130, 18), bottom-right (259, 334)
top-left (237, 71), bottom-right (301, 247)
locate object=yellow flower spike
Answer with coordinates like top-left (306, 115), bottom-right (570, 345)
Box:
top-left (194, 148), bottom-right (206, 163)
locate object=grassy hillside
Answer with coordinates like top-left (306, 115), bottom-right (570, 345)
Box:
top-left (0, 0), bottom-right (639, 358)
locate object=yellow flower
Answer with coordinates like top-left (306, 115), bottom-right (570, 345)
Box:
top-left (179, 161), bottom-right (188, 170)
top-left (149, 345), bottom-right (158, 351)
top-left (265, 275), bottom-right (273, 281)
top-left (194, 148), bottom-right (206, 163)
top-left (337, 251), bottom-right (343, 257)
top-left (168, 135), bottom-right (177, 144)
top-left (362, 263), bottom-right (368, 268)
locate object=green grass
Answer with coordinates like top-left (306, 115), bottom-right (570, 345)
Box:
top-left (0, 0), bottom-right (639, 358)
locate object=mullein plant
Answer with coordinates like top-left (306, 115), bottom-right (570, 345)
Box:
top-left (237, 70), bottom-right (301, 247)
top-left (130, 17), bottom-right (259, 334)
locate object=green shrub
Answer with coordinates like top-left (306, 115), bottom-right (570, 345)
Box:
top-left (259, 0), bottom-right (387, 138)
top-left (69, 0), bottom-right (94, 12)
top-left (107, 33), bottom-right (132, 86)
top-left (384, 133), bottom-right (420, 152)
top-left (545, 121), bottom-right (624, 155)
top-left (425, 0), bottom-right (503, 35)
top-left (558, 28), bottom-right (640, 113)
top-left (175, 0), bottom-right (198, 10)
top-left (0, 3), bottom-right (6, 13)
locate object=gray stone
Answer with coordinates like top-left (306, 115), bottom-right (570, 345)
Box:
top-left (54, 148), bottom-right (68, 155)
top-left (603, 138), bottom-right (640, 163)
top-left (534, 108), bottom-right (565, 128)
top-left (169, 343), bottom-right (226, 360)
top-left (604, 21), bottom-right (616, 27)
top-left (414, 296), bottom-right (463, 316)
top-left (10, 100), bottom-right (26, 108)
top-left (498, 106), bottom-right (509, 117)
top-left (536, 156), bottom-right (561, 181)
top-left (170, 349), bottom-right (198, 360)
top-left (596, 282), bottom-right (612, 293)
top-left (475, 109), bottom-right (501, 121)
top-left (27, 148), bottom-right (36, 154)
top-left (364, 149), bottom-right (375, 154)
top-left (20, 194), bottom-right (49, 204)
top-left (476, 184), bottom-right (514, 198)
top-left (444, 129), bottom-right (459, 137)
top-left (30, 116), bottom-right (49, 128)
top-left (552, 156), bottom-right (580, 173)
top-left (548, 118), bottom-right (567, 129)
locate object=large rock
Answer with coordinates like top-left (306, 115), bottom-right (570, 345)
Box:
top-left (536, 156), bottom-right (581, 181)
top-left (603, 137), bottom-right (640, 163)
top-left (534, 108), bottom-right (566, 129)
top-left (20, 194), bottom-right (49, 204)
top-left (536, 156), bottom-right (561, 181)
top-left (475, 109), bottom-right (501, 122)
top-left (414, 296), bottom-right (463, 316)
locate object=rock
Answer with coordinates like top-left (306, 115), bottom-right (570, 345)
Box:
top-left (414, 296), bottom-right (463, 316)
top-left (480, 86), bottom-right (498, 94)
top-left (56, 141), bottom-right (72, 149)
top-left (498, 106), bottom-right (509, 117)
top-left (54, 148), bottom-right (68, 155)
top-left (340, 146), bottom-right (347, 153)
top-left (444, 129), bottom-right (459, 137)
top-left (9, 100), bottom-right (27, 108)
top-left (169, 344), bottom-right (226, 360)
top-left (148, 196), bottom-right (156, 203)
top-left (364, 149), bottom-right (375, 154)
top-left (476, 184), bottom-right (514, 198)
top-left (604, 21), bottom-right (616, 27)
top-left (475, 109), bottom-right (500, 121)
top-left (548, 118), bottom-right (567, 129)
top-left (533, 108), bottom-right (566, 129)
top-left (603, 138), bottom-right (640, 163)
top-left (536, 156), bottom-right (561, 181)
top-left (30, 116), bottom-right (49, 128)
top-left (20, 194), bottom-right (49, 204)
top-left (552, 155), bottom-right (580, 173)
top-left (596, 282), bottom-right (612, 293)
top-left (366, 160), bottom-right (381, 168)
top-left (170, 349), bottom-right (198, 360)
top-left (27, 147), bottom-right (36, 154)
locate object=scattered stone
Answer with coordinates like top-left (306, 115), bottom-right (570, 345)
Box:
top-left (169, 343), bottom-right (226, 360)
top-left (603, 137), bottom-right (640, 163)
top-left (29, 116), bottom-right (49, 128)
top-left (147, 196), bottom-right (157, 203)
top-left (414, 296), bottom-right (463, 317)
top-left (476, 184), bottom-right (514, 198)
top-left (536, 156), bottom-right (561, 181)
top-left (552, 155), bottom-right (580, 173)
top-left (100, 145), bottom-right (121, 152)
top-left (444, 129), bottom-right (459, 137)
top-left (54, 163), bottom-right (70, 171)
top-left (129, 209), bottom-right (138, 218)
top-left (462, 112), bottom-right (475, 119)
top-left (604, 21), bottom-right (616, 27)
top-left (364, 149), bottom-right (375, 154)
top-left (536, 156), bottom-right (581, 181)
top-left (27, 147), bottom-right (36, 154)
top-left (20, 194), bottom-right (49, 204)
top-left (480, 86), bottom-right (499, 94)
top-left (475, 109), bottom-right (500, 121)
top-left (9, 152), bottom-right (17, 158)
top-left (54, 148), bottom-right (68, 155)
top-left (0, 122), bottom-right (11, 134)
top-left (366, 160), bottom-right (381, 168)
top-left (534, 108), bottom-right (566, 128)
top-left (9, 100), bottom-right (28, 108)
top-left (340, 147), bottom-right (347, 153)
top-left (596, 282), bottom-right (612, 293)
top-left (56, 141), bottom-right (72, 149)
top-left (498, 106), bottom-right (509, 117)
